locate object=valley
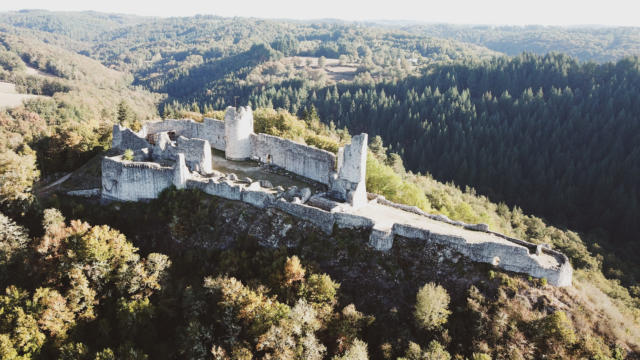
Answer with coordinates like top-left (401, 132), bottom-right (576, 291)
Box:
top-left (0, 8), bottom-right (639, 360)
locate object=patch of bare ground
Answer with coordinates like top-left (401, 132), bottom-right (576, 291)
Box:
top-left (23, 64), bottom-right (58, 78)
top-left (0, 81), bottom-right (44, 108)
top-left (286, 56), bottom-right (358, 82)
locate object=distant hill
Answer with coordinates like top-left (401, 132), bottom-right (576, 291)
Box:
top-left (0, 28), bottom-right (160, 176)
top-left (0, 9), bottom-right (152, 41)
top-left (396, 23), bottom-right (640, 62)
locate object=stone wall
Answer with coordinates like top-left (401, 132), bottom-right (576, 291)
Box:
top-left (176, 136), bottom-right (213, 174)
top-left (102, 155), bottom-right (187, 201)
top-left (103, 157), bottom-right (174, 201)
top-left (112, 125), bottom-right (150, 151)
top-left (275, 199), bottom-right (336, 234)
top-left (338, 133), bottom-right (367, 183)
top-left (251, 133), bottom-right (337, 185)
top-left (135, 109), bottom-right (351, 187)
top-left (330, 133), bottom-right (368, 207)
top-left (142, 118), bottom-right (226, 151)
top-left (334, 212), bottom-right (375, 229)
top-left (143, 118), bottom-right (200, 139)
top-left (391, 223), bottom-right (572, 286)
top-left (101, 156), bottom-right (572, 286)
top-left (202, 118), bottom-right (226, 150)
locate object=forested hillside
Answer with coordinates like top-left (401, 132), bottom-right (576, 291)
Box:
top-left (0, 10), bottom-right (149, 41)
top-left (224, 53), bottom-right (640, 284)
top-left (0, 27), bottom-right (160, 221)
top-left (3, 8), bottom-right (638, 292)
top-left (2, 109), bottom-right (639, 359)
top-left (4, 10), bottom-right (632, 286)
top-left (397, 23), bottom-right (640, 63)
top-left (1, 10), bottom-right (640, 359)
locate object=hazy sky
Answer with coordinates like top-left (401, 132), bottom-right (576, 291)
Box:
top-left (1, 0), bottom-right (639, 26)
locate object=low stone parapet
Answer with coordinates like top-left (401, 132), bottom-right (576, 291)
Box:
top-left (390, 222), bottom-right (571, 286)
top-left (275, 198), bottom-right (335, 234)
top-left (334, 212), bottom-right (375, 230)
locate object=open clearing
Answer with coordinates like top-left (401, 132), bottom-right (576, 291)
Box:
top-left (285, 56), bottom-right (359, 82)
top-left (0, 64), bottom-right (58, 108)
top-left (0, 81), bottom-right (43, 108)
top-left (24, 64), bottom-right (57, 78)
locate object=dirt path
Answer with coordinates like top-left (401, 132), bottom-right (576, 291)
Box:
top-left (38, 173), bottom-right (72, 192)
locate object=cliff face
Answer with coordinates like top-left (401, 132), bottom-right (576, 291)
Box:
top-left (81, 191), bottom-right (561, 316)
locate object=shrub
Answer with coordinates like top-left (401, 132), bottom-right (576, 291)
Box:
top-left (414, 282), bottom-right (451, 331)
top-left (0, 148), bottom-right (39, 204)
top-left (539, 311), bottom-right (577, 345)
top-left (123, 149), bottom-right (134, 161)
top-left (471, 353), bottom-right (491, 360)
top-left (425, 340), bottom-right (451, 360)
top-left (334, 338), bottom-right (368, 360)
top-left (402, 341), bottom-right (451, 360)
top-left (366, 154), bottom-right (431, 211)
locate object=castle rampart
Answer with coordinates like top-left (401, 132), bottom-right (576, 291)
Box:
top-left (102, 153), bottom-right (188, 201)
top-left (99, 107), bottom-right (573, 287)
top-left (251, 133), bottom-right (336, 185)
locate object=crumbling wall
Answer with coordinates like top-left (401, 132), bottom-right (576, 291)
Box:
top-left (101, 153), bottom-right (572, 286)
top-left (151, 132), bottom-right (176, 161)
top-left (334, 212), bottom-right (375, 229)
top-left (102, 157), bottom-right (175, 201)
top-left (176, 136), bottom-right (213, 174)
top-left (275, 199), bottom-right (335, 234)
top-left (391, 223), bottom-right (572, 286)
top-left (143, 119), bottom-right (200, 139)
top-left (330, 133), bottom-right (368, 207)
top-left (202, 118), bottom-right (226, 150)
top-left (112, 125), bottom-right (150, 151)
top-left (142, 118), bottom-right (226, 151)
top-left (251, 133), bottom-right (336, 184)
top-left (242, 182), bottom-right (276, 208)
top-left (187, 178), bottom-right (243, 201)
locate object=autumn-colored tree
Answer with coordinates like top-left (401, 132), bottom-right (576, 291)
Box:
top-left (414, 283), bottom-right (451, 331)
top-left (0, 147), bottom-right (39, 205)
top-left (283, 256), bottom-right (305, 286)
top-left (0, 213), bottom-right (30, 284)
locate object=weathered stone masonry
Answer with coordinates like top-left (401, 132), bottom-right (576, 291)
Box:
top-left (102, 106), bottom-right (573, 287)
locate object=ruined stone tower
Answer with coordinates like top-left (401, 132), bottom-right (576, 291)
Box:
top-left (331, 133), bottom-right (368, 208)
top-left (224, 106), bottom-right (254, 160)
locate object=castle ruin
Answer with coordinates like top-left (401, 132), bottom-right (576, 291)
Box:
top-left (101, 106), bottom-right (573, 287)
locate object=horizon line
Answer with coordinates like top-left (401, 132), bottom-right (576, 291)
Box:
top-left (2, 8), bottom-right (639, 28)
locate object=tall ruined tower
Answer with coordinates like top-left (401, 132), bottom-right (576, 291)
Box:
top-left (331, 133), bottom-right (368, 208)
top-left (224, 106), bottom-right (254, 160)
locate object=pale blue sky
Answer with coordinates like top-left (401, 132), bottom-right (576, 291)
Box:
top-left (1, 0), bottom-right (639, 26)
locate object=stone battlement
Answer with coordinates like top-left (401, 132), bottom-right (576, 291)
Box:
top-left (101, 106), bottom-right (573, 287)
